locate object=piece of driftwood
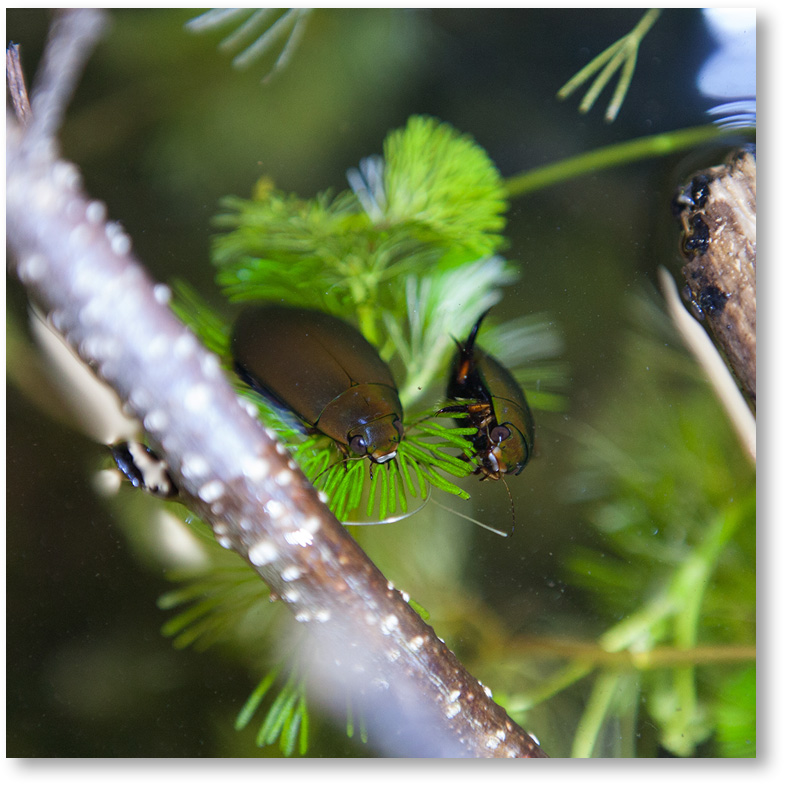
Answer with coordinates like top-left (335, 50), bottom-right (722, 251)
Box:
top-left (673, 149), bottom-right (757, 408)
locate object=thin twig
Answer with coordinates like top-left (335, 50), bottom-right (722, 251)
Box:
top-left (6, 43), bottom-right (32, 126)
top-left (659, 268), bottom-right (755, 463)
top-left (6, 12), bottom-right (547, 758)
top-left (25, 8), bottom-right (107, 151)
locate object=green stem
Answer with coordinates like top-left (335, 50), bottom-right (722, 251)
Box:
top-left (605, 44), bottom-right (638, 122)
top-left (504, 125), bottom-right (752, 199)
top-left (579, 45), bottom-right (627, 114)
top-left (510, 661), bottom-right (594, 712)
top-left (668, 502), bottom-right (746, 746)
top-left (356, 302), bottom-right (379, 345)
top-left (557, 36), bottom-right (625, 100)
top-left (571, 670), bottom-right (624, 757)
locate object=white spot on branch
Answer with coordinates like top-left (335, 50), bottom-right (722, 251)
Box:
top-left (282, 588), bottom-right (300, 603)
top-left (153, 283), bottom-right (171, 304)
top-left (18, 254), bottom-right (47, 283)
top-left (198, 479), bottom-right (225, 503)
top-left (181, 452), bottom-right (210, 480)
top-left (184, 383), bottom-right (211, 412)
top-left (52, 160), bottom-right (81, 190)
top-left (110, 232), bottom-right (131, 256)
top-left (248, 538), bottom-right (279, 566)
top-left (144, 409), bottom-right (169, 434)
top-left (275, 469), bottom-right (294, 486)
top-left (242, 456), bottom-right (270, 481)
top-left (264, 499), bottom-right (284, 519)
top-left (199, 352), bottom-right (221, 378)
top-left (284, 528), bottom-right (313, 547)
top-left (281, 565), bottom-right (302, 582)
top-left (484, 735), bottom-right (500, 750)
top-left (173, 332), bottom-right (197, 359)
top-left (85, 199), bottom-right (107, 224)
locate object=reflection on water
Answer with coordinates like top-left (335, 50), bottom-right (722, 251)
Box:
top-left (697, 8), bottom-right (756, 128)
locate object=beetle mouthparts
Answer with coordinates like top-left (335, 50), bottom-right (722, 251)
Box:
top-left (373, 449), bottom-right (398, 464)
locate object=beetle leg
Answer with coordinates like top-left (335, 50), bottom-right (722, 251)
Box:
top-left (110, 441), bottom-right (179, 499)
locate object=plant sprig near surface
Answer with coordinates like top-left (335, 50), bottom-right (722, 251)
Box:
top-left (186, 8), bottom-right (313, 82)
top-left (211, 116), bottom-right (512, 357)
top-left (557, 9), bottom-right (661, 123)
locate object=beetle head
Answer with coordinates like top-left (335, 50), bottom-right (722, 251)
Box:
top-left (482, 422), bottom-right (532, 478)
top-left (347, 415), bottom-right (404, 463)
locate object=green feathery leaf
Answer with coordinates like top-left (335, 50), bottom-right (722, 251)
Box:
top-left (557, 9), bottom-right (661, 123)
top-left (382, 115), bottom-right (508, 260)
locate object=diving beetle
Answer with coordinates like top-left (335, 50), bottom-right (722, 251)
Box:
top-left (441, 310), bottom-right (535, 479)
top-left (231, 304), bottom-right (404, 463)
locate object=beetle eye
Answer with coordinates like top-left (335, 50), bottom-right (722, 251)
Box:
top-left (349, 435), bottom-right (368, 455)
top-left (394, 419), bottom-right (404, 439)
top-left (490, 425), bottom-right (511, 444)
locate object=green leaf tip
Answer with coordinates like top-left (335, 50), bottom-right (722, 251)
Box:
top-left (383, 115), bottom-right (508, 259)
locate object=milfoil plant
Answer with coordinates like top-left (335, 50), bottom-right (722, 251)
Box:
top-left (173, 115), bottom-right (564, 526)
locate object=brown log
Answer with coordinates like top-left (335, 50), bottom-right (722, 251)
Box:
top-left (673, 149), bottom-right (757, 408)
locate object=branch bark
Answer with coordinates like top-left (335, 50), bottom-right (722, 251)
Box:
top-left (6, 10), bottom-right (547, 758)
top-left (673, 149), bottom-right (757, 409)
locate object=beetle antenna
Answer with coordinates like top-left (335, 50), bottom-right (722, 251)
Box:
top-left (430, 497), bottom-right (509, 538)
top-left (464, 307), bottom-right (492, 354)
top-left (500, 475), bottom-right (516, 537)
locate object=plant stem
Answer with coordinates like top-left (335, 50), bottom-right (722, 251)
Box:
top-left (504, 125), bottom-right (751, 200)
top-left (571, 670), bottom-right (636, 758)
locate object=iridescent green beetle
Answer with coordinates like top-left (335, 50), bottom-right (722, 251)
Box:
top-left (231, 304), bottom-right (404, 464)
top-left (441, 310), bottom-right (535, 479)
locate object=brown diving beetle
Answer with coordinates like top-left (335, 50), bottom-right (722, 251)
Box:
top-left (231, 304), bottom-right (404, 464)
top-left (440, 310), bottom-right (535, 479)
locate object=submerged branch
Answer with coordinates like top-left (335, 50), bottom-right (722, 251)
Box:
top-left (672, 150), bottom-right (757, 409)
top-left (6, 10), bottom-right (546, 758)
